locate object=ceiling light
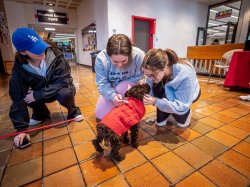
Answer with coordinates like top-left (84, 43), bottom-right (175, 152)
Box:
top-left (45, 28), bottom-right (55, 31)
top-left (48, 3), bottom-right (53, 6)
top-left (54, 36), bottom-right (75, 39)
top-left (210, 9), bottom-right (218, 13)
top-left (47, 9), bottom-right (55, 12)
top-left (207, 29), bottom-right (219, 32)
top-left (231, 16), bottom-right (238, 19)
top-left (50, 37), bottom-right (75, 40)
top-left (208, 23), bottom-right (218, 25)
top-left (56, 34), bottom-right (75, 36)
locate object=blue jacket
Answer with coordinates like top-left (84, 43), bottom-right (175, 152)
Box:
top-left (95, 47), bottom-right (144, 100)
top-left (147, 62), bottom-right (200, 115)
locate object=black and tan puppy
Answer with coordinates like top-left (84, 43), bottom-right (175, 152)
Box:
top-left (92, 83), bottom-right (151, 161)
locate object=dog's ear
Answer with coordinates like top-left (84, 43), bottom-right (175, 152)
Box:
top-left (145, 83), bottom-right (151, 94)
top-left (127, 84), bottom-right (131, 90)
top-left (125, 84), bottom-right (132, 97)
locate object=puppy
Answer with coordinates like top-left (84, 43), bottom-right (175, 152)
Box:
top-left (92, 83), bottom-right (151, 161)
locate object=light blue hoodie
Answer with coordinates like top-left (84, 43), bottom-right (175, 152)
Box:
top-left (95, 47), bottom-right (144, 100)
top-left (147, 62), bottom-right (200, 115)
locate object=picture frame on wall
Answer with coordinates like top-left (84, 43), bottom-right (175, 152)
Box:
top-left (0, 11), bottom-right (9, 44)
top-left (81, 23), bottom-right (97, 51)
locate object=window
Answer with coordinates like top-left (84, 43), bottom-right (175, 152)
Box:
top-left (206, 0), bottom-right (241, 44)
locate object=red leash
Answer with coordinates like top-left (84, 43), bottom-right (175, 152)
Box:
top-left (0, 116), bottom-right (84, 139)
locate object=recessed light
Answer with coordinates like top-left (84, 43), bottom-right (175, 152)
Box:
top-left (231, 16), bottom-right (238, 19)
top-left (210, 9), bottom-right (218, 13)
top-left (45, 28), bottom-right (55, 31)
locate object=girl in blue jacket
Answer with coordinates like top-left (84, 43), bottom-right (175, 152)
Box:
top-left (142, 49), bottom-right (200, 127)
top-left (10, 28), bottom-right (83, 148)
top-left (95, 34), bottom-right (144, 119)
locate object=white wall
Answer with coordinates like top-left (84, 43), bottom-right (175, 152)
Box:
top-left (94, 0), bottom-right (109, 50)
top-left (75, 0), bottom-right (109, 65)
top-left (107, 0), bottom-right (208, 57)
top-left (76, 0), bottom-right (95, 65)
top-left (235, 0), bottom-right (250, 43)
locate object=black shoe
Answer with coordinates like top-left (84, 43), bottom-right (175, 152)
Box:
top-left (67, 108), bottom-right (83, 122)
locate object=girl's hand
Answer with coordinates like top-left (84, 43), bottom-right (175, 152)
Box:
top-left (143, 94), bottom-right (156, 105)
top-left (113, 94), bottom-right (124, 106)
top-left (24, 91), bottom-right (35, 103)
top-left (138, 75), bottom-right (147, 85)
top-left (14, 133), bottom-right (31, 147)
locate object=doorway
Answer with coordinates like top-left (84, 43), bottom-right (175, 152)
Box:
top-left (132, 16), bottom-right (156, 52)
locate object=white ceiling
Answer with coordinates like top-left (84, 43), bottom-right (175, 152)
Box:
top-left (4, 0), bottom-right (81, 9)
top-left (5, 0), bottom-right (235, 8)
top-left (197, 0), bottom-right (228, 5)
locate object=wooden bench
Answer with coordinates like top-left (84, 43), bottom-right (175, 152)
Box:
top-left (186, 43), bottom-right (244, 76)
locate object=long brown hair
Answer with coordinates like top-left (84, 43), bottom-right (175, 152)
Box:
top-left (106, 34), bottom-right (132, 57)
top-left (142, 48), bottom-right (191, 71)
top-left (15, 52), bottom-right (29, 64)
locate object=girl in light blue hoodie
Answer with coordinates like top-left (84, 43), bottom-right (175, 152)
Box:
top-left (143, 49), bottom-right (200, 127)
top-left (95, 34), bottom-right (144, 119)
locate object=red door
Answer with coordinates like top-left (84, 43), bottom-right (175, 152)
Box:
top-left (132, 16), bottom-right (156, 52)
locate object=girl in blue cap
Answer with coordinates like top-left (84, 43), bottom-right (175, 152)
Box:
top-left (10, 27), bottom-right (83, 147)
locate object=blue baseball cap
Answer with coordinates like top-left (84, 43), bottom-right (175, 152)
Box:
top-left (12, 27), bottom-right (49, 55)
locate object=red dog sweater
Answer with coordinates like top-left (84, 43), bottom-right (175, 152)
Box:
top-left (100, 97), bottom-right (145, 136)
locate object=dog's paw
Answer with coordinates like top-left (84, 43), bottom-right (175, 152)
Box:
top-left (92, 139), bottom-right (104, 152)
top-left (123, 137), bottom-right (130, 144)
top-left (110, 152), bottom-right (126, 161)
top-left (131, 142), bottom-right (139, 148)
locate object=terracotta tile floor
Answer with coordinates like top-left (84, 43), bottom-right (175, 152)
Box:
top-left (0, 64), bottom-right (250, 186)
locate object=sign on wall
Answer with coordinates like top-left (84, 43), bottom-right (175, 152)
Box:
top-left (35, 10), bottom-right (68, 24)
top-left (215, 9), bottom-right (232, 20)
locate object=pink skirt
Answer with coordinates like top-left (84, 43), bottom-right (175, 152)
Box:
top-left (95, 81), bottom-right (136, 119)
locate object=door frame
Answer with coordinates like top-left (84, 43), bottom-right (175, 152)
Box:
top-left (131, 16), bottom-right (156, 49)
top-left (196, 27), bottom-right (207, 45)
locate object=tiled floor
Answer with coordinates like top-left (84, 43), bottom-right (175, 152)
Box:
top-left (0, 64), bottom-right (250, 187)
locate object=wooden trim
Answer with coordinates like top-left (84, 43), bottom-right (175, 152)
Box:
top-left (4, 61), bottom-right (14, 74)
top-left (186, 43), bottom-right (244, 60)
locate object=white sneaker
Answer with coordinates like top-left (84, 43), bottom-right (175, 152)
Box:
top-left (239, 95), bottom-right (250, 101)
top-left (74, 114), bottom-right (84, 122)
top-left (145, 117), bottom-right (156, 124)
top-left (29, 119), bottom-right (42, 126)
top-left (156, 118), bottom-right (168, 127)
top-left (177, 111), bottom-right (192, 128)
